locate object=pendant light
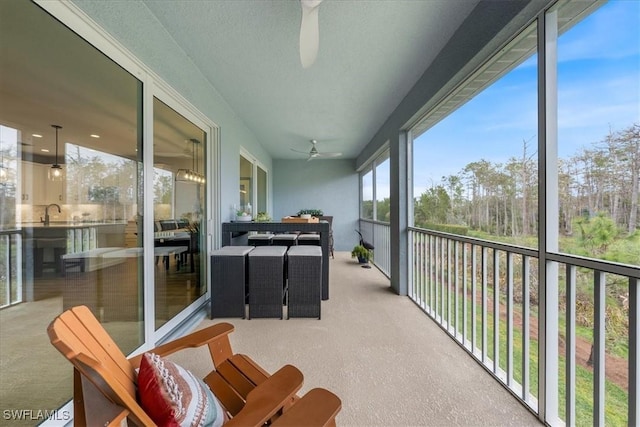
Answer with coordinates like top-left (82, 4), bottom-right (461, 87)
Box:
top-left (176, 139), bottom-right (205, 183)
top-left (48, 124), bottom-right (64, 181)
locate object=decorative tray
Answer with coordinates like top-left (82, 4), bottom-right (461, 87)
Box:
top-left (281, 216), bottom-right (319, 223)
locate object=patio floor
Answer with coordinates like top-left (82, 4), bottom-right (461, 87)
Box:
top-left (169, 251), bottom-right (543, 427)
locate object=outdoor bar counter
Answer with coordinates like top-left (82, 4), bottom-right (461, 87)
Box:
top-left (221, 220), bottom-right (330, 300)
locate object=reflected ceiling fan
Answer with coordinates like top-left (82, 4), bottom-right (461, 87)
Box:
top-left (291, 139), bottom-right (342, 161)
top-left (299, 0), bottom-right (324, 68)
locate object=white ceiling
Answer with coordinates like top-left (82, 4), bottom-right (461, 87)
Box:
top-left (140, 0), bottom-right (481, 159)
top-left (1, 0), bottom-right (483, 163)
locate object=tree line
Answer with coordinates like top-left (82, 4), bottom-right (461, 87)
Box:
top-left (414, 123), bottom-right (639, 242)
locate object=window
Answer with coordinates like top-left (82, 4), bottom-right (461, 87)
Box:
top-left (375, 152), bottom-right (390, 222)
top-left (239, 155), bottom-right (253, 214)
top-left (257, 165), bottom-right (268, 214)
top-left (239, 151), bottom-right (268, 217)
top-left (552, 0), bottom-right (639, 264)
top-left (411, 24), bottom-right (538, 248)
top-left (361, 167), bottom-right (373, 219)
top-left (359, 149), bottom-right (390, 223)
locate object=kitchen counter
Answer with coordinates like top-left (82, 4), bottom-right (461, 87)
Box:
top-left (19, 221), bottom-right (127, 229)
top-left (22, 222), bottom-right (127, 257)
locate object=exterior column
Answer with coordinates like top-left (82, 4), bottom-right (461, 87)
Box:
top-left (390, 132), bottom-right (408, 296)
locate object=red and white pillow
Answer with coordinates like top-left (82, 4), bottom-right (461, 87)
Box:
top-left (137, 352), bottom-right (225, 427)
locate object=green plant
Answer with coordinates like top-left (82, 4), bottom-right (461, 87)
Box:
top-left (351, 244), bottom-right (372, 262)
top-left (255, 211), bottom-right (271, 222)
top-left (297, 208), bottom-right (323, 217)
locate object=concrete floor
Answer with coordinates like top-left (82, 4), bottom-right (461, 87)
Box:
top-left (170, 251), bottom-right (543, 427)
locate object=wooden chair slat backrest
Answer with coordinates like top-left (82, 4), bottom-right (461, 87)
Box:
top-left (49, 306), bottom-right (136, 396)
top-left (47, 305), bottom-right (155, 424)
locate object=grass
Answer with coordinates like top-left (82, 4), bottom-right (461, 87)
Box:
top-left (413, 271), bottom-right (630, 426)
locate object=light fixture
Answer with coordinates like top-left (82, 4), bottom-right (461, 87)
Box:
top-left (176, 138), bottom-right (205, 184)
top-left (48, 124), bottom-right (64, 181)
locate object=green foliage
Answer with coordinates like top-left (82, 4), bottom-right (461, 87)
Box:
top-left (573, 212), bottom-right (619, 256)
top-left (604, 230), bottom-right (640, 265)
top-left (361, 200), bottom-right (374, 219)
top-left (297, 208), bottom-right (323, 216)
top-left (422, 223), bottom-right (468, 235)
top-left (255, 211), bottom-right (271, 222)
top-left (351, 244), bottom-right (372, 262)
top-left (414, 185), bottom-right (451, 226)
top-left (376, 197), bottom-right (391, 222)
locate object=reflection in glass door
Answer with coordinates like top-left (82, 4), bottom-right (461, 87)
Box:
top-left (0, 0), bottom-right (144, 417)
top-left (153, 98), bottom-right (207, 330)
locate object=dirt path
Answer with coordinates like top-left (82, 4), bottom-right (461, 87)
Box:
top-left (458, 291), bottom-right (629, 390)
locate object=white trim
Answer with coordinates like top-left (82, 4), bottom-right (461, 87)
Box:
top-left (356, 141), bottom-right (390, 173)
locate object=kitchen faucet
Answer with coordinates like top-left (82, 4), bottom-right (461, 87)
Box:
top-left (41, 203), bottom-right (61, 226)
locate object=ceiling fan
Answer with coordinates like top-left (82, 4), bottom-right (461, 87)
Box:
top-left (299, 0), bottom-right (323, 68)
top-left (291, 139), bottom-right (342, 161)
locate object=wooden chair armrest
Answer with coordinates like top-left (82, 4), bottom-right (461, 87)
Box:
top-left (128, 322), bottom-right (234, 367)
top-left (105, 409), bottom-right (129, 427)
top-left (224, 365), bottom-right (303, 427)
top-left (273, 388), bottom-right (342, 427)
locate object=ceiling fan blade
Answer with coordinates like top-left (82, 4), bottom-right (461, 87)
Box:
top-left (316, 152), bottom-right (342, 158)
top-left (299, 0), bottom-right (323, 68)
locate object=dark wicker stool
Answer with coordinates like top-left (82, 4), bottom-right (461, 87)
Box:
top-left (248, 233), bottom-right (273, 246)
top-left (297, 234), bottom-right (320, 246)
top-left (287, 246), bottom-right (322, 319)
top-left (248, 246), bottom-right (287, 319)
top-left (271, 234), bottom-right (298, 248)
top-left (211, 246), bottom-right (254, 318)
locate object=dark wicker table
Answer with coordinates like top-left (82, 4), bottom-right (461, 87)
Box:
top-left (221, 221), bottom-right (331, 300)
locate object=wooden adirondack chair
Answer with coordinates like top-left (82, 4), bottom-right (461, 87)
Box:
top-left (48, 305), bottom-right (341, 426)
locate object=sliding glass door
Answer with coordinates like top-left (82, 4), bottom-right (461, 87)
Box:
top-left (0, 1), bottom-right (215, 419)
top-left (153, 98), bottom-right (207, 330)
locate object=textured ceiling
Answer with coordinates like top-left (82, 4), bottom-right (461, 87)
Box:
top-left (141, 0), bottom-right (480, 159)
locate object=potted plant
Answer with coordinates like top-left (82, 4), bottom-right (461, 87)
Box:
top-left (236, 208), bottom-right (252, 222)
top-left (297, 208), bottom-right (323, 219)
top-left (351, 244), bottom-right (372, 264)
top-left (255, 211), bottom-right (271, 222)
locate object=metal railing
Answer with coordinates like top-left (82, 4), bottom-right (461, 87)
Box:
top-left (408, 226), bottom-right (639, 426)
top-left (0, 229), bottom-right (22, 309)
top-left (359, 219), bottom-right (390, 277)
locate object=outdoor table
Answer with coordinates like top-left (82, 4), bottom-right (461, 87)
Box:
top-left (222, 221), bottom-right (331, 300)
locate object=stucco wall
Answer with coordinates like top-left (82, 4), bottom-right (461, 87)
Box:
top-left (272, 159), bottom-right (359, 251)
top-left (69, 0), bottom-right (274, 241)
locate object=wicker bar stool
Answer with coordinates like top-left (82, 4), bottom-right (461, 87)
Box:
top-left (211, 246), bottom-right (254, 318)
top-left (248, 246), bottom-right (287, 319)
top-left (248, 233), bottom-right (274, 246)
top-left (286, 246), bottom-right (322, 319)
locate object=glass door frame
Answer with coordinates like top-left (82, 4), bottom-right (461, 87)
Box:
top-left (36, 1), bottom-right (221, 350)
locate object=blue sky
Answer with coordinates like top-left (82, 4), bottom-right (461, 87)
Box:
top-left (412, 0), bottom-right (640, 197)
